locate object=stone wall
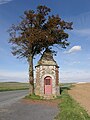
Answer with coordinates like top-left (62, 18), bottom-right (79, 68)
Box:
top-left (35, 65), bottom-right (60, 98)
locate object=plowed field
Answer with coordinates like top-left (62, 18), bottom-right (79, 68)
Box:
top-left (68, 83), bottom-right (90, 115)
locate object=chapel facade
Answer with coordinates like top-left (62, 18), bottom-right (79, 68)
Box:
top-left (35, 49), bottom-right (60, 99)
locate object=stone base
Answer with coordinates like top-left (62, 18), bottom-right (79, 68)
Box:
top-left (56, 86), bottom-right (60, 96)
top-left (43, 95), bottom-right (55, 99)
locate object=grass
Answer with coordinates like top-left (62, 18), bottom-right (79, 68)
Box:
top-left (55, 86), bottom-right (90, 120)
top-left (25, 94), bottom-right (42, 100)
top-left (0, 82), bottom-right (29, 91)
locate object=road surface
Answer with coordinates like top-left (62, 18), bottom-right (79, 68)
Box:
top-left (0, 90), bottom-right (28, 107)
top-left (0, 90), bottom-right (58, 120)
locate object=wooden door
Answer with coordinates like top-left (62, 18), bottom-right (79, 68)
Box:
top-left (44, 76), bottom-right (52, 95)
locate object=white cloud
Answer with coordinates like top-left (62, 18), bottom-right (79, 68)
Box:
top-left (0, 70), bottom-right (28, 82)
top-left (60, 70), bottom-right (90, 83)
top-left (65, 45), bottom-right (82, 54)
top-left (0, 47), bottom-right (2, 51)
top-left (0, 0), bottom-right (12, 5)
top-left (67, 12), bottom-right (90, 29)
top-left (73, 29), bottom-right (90, 36)
top-left (0, 47), bottom-right (4, 52)
top-left (70, 61), bottom-right (81, 65)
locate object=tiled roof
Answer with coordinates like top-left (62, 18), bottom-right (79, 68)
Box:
top-left (36, 49), bottom-right (59, 67)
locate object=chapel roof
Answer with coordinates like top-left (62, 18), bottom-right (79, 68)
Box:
top-left (36, 49), bottom-right (59, 67)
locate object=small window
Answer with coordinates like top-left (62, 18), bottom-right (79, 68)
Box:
top-left (45, 79), bottom-right (50, 85)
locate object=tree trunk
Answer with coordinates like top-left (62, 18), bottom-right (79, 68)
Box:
top-left (28, 55), bottom-right (34, 95)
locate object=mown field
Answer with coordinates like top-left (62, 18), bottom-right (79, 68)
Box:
top-left (0, 82), bottom-right (29, 91)
top-left (56, 83), bottom-right (90, 120)
top-left (68, 83), bottom-right (90, 115)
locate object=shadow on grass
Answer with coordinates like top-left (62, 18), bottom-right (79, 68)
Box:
top-left (60, 84), bottom-right (74, 94)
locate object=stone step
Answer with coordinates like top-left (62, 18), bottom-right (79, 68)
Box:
top-left (43, 95), bottom-right (56, 99)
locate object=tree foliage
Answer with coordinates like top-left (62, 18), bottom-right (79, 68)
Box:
top-left (8, 5), bottom-right (73, 94)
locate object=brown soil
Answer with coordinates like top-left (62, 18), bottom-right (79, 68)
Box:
top-left (22, 99), bottom-right (61, 107)
top-left (68, 83), bottom-right (90, 115)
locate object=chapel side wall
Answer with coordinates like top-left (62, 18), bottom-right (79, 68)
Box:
top-left (55, 66), bottom-right (60, 95)
top-left (51, 66), bottom-right (56, 95)
top-left (39, 66), bottom-right (46, 96)
top-left (55, 67), bottom-right (59, 85)
top-left (35, 66), bottom-right (41, 96)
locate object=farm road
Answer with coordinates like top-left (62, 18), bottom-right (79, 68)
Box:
top-left (0, 90), bottom-right (58, 120)
top-left (0, 90), bottom-right (28, 107)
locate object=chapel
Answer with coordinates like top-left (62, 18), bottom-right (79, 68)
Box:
top-left (35, 49), bottom-right (60, 99)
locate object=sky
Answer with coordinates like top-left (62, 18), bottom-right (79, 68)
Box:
top-left (0, 0), bottom-right (90, 83)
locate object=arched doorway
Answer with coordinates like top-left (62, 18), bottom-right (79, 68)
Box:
top-left (44, 76), bottom-right (52, 95)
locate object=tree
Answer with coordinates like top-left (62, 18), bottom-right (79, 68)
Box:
top-left (8, 5), bottom-right (72, 95)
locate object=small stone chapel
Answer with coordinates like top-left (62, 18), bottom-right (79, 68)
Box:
top-left (35, 49), bottom-right (60, 99)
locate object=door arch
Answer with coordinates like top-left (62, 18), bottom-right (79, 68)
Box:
top-left (44, 76), bottom-right (52, 95)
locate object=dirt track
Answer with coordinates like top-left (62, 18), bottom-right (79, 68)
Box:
top-left (68, 83), bottom-right (90, 115)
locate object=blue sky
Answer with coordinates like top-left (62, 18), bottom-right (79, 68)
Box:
top-left (0, 0), bottom-right (90, 83)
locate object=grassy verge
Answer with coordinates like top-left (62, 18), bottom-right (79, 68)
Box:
top-left (25, 94), bottom-right (42, 100)
top-left (56, 89), bottom-right (90, 120)
top-left (0, 82), bottom-right (29, 91)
